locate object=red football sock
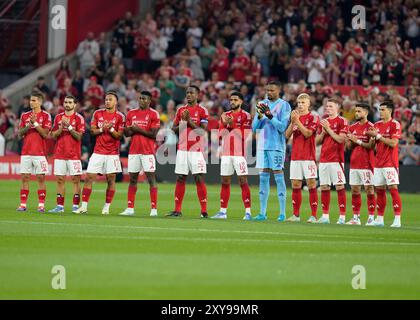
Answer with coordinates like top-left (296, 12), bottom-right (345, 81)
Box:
top-left (220, 183), bottom-right (230, 209)
top-left (174, 180), bottom-right (186, 212)
top-left (351, 193), bottom-right (361, 215)
top-left (240, 183), bottom-right (251, 209)
top-left (73, 194), bottom-right (80, 206)
top-left (389, 188), bottom-right (402, 216)
top-left (367, 193), bottom-right (376, 215)
top-left (105, 189), bottom-right (115, 204)
top-left (82, 187), bottom-right (92, 203)
top-left (127, 185), bottom-right (137, 208)
top-left (38, 189), bottom-right (46, 206)
top-left (57, 193), bottom-right (65, 206)
top-left (20, 189), bottom-right (29, 206)
top-left (292, 188), bottom-right (302, 216)
top-left (321, 190), bottom-right (330, 215)
top-left (196, 181), bottom-right (207, 213)
top-left (150, 186), bottom-right (157, 209)
top-left (337, 189), bottom-right (346, 215)
top-left (376, 188), bottom-right (387, 216)
top-left (309, 188), bottom-right (318, 217)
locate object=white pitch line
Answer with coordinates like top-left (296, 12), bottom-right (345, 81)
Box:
top-left (1, 220), bottom-right (419, 245)
top-left (1, 225), bottom-right (420, 247)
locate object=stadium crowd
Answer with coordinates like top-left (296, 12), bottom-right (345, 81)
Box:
top-left (0, 0), bottom-right (419, 165)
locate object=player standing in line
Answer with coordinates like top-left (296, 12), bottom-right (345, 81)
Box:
top-left (48, 95), bottom-right (85, 213)
top-left (315, 98), bottom-right (348, 224)
top-left (345, 102), bottom-right (376, 225)
top-left (167, 85), bottom-right (209, 218)
top-left (285, 93), bottom-right (319, 223)
top-left (366, 101), bottom-right (402, 228)
top-left (119, 91), bottom-right (160, 217)
top-left (17, 92), bottom-right (52, 212)
top-left (73, 91), bottom-right (125, 215)
top-left (252, 81), bottom-right (291, 221)
top-left (211, 91), bottom-right (252, 220)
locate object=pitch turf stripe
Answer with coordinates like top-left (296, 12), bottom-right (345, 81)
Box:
top-left (1, 220), bottom-right (420, 245)
top-left (1, 222), bottom-right (420, 247)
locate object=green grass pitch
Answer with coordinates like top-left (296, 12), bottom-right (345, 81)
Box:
top-left (0, 180), bottom-right (419, 299)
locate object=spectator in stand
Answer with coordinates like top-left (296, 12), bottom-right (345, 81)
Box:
top-left (56, 78), bottom-right (78, 105)
top-left (149, 30), bottom-right (169, 72)
top-left (286, 48), bottom-right (306, 83)
top-left (324, 54), bottom-right (341, 85)
top-left (232, 31), bottom-right (251, 56)
top-left (306, 46), bottom-right (326, 84)
top-left (172, 61), bottom-right (191, 104)
top-left (384, 53), bottom-right (404, 85)
top-left (251, 25), bottom-right (271, 76)
top-left (187, 48), bottom-right (205, 81)
top-left (231, 46), bottom-right (250, 82)
top-left (341, 99), bottom-right (356, 123)
top-left (399, 135), bottom-right (420, 165)
top-left (86, 54), bottom-right (106, 85)
top-left (210, 50), bottom-right (230, 82)
top-left (17, 95), bottom-right (30, 118)
top-left (199, 38), bottom-right (216, 79)
top-left (105, 38), bottom-right (123, 70)
top-left (342, 55), bottom-right (360, 86)
top-left (133, 29), bottom-right (150, 74)
top-left (404, 7), bottom-right (419, 48)
top-left (186, 19), bottom-right (203, 49)
top-left (77, 32), bottom-right (99, 76)
top-left (270, 34), bottom-right (289, 83)
top-left (369, 53), bottom-right (385, 85)
top-left (104, 56), bottom-right (121, 86)
top-left (84, 76), bottom-right (104, 109)
top-left (34, 76), bottom-right (51, 98)
top-left (312, 6), bottom-right (330, 47)
top-left (55, 59), bottom-right (72, 91)
top-left (119, 26), bottom-right (135, 71)
top-left (106, 74), bottom-right (126, 97)
top-left (157, 70), bottom-right (176, 110)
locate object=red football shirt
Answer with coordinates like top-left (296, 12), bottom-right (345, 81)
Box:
top-left (319, 116), bottom-right (348, 163)
top-left (348, 121), bottom-right (375, 170)
top-left (91, 109), bottom-right (125, 155)
top-left (174, 104), bottom-right (209, 152)
top-left (219, 109), bottom-right (251, 157)
top-left (291, 113), bottom-right (319, 161)
top-left (126, 107), bottom-right (160, 155)
top-left (374, 119), bottom-right (401, 169)
top-left (19, 110), bottom-right (52, 156)
top-left (53, 112), bottom-right (85, 160)
top-left (85, 85), bottom-right (104, 108)
top-left (232, 55), bottom-right (250, 82)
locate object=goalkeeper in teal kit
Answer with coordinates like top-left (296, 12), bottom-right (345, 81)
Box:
top-left (252, 81), bottom-right (291, 221)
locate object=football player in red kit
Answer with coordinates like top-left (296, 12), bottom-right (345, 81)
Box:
top-left (73, 91), bottom-right (125, 215)
top-left (17, 92), bottom-right (52, 212)
top-left (49, 95), bottom-right (85, 213)
top-left (366, 101), bottom-right (402, 228)
top-left (119, 91), bottom-right (160, 217)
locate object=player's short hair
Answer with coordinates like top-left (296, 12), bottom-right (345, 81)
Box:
top-left (355, 102), bottom-right (370, 111)
top-left (105, 90), bottom-right (119, 101)
top-left (267, 80), bottom-right (281, 88)
top-left (327, 98), bottom-right (341, 106)
top-left (379, 100), bottom-right (394, 111)
top-left (297, 93), bottom-right (310, 100)
top-left (64, 95), bottom-right (78, 103)
top-left (140, 91), bottom-right (152, 98)
top-left (230, 91), bottom-right (244, 101)
top-left (187, 85), bottom-right (200, 93)
top-left (30, 92), bottom-right (44, 102)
